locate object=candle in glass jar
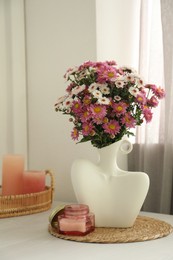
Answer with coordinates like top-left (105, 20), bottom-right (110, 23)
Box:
top-left (58, 204), bottom-right (95, 236)
top-left (23, 171), bottom-right (45, 194)
top-left (2, 155), bottom-right (24, 195)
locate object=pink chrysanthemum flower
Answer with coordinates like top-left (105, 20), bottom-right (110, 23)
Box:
top-left (121, 113), bottom-right (136, 128)
top-left (147, 96), bottom-right (159, 107)
top-left (79, 60), bottom-right (96, 70)
top-left (97, 66), bottom-right (117, 83)
top-left (143, 108), bottom-right (153, 122)
top-left (112, 102), bottom-right (128, 115)
top-left (80, 110), bottom-right (91, 123)
top-left (92, 116), bottom-right (106, 125)
top-left (66, 83), bottom-right (75, 93)
top-left (83, 95), bottom-right (91, 105)
top-left (136, 93), bottom-right (146, 104)
top-left (145, 84), bottom-right (157, 91)
top-left (71, 85), bottom-right (86, 95)
top-left (90, 104), bottom-right (107, 119)
top-left (106, 60), bottom-right (117, 66)
top-left (71, 100), bottom-right (82, 114)
top-left (82, 123), bottom-right (94, 136)
top-left (103, 120), bottom-right (121, 135)
top-left (71, 128), bottom-right (79, 140)
top-left (153, 87), bottom-right (166, 99)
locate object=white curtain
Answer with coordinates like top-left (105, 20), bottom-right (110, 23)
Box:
top-left (160, 0), bottom-right (173, 213)
top-left (0, 0), bottom-right (28, 178)
top-left (129, 0), bottom-right (173, 214)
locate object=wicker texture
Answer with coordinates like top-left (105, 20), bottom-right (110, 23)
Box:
top-left (0, 170), bottom-right (54, 218)
top-left (48, 215), bottom-right (173, 243)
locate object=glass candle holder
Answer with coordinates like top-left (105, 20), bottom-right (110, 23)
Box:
top-left (58, 204), bottom-right (95, 236)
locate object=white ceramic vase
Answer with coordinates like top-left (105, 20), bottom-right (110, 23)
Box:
top-left (71, 139), bottom-right (150, 228)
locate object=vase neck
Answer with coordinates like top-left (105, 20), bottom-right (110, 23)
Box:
top-left (97, 142), bottom-right (121, 176)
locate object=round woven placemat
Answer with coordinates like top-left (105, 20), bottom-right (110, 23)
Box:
top-left (48, 215), bottom-right (173, 243)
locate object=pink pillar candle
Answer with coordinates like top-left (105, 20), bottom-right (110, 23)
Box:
top-left (23, 171), bottom-right (45, 194)
top-left (2, 155), bottom-right (24, 195)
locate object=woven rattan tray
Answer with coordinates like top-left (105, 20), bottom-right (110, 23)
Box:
top-left (48, 215), bottom-right (173, 243)
top-left (0, 170), bottom-right (54, 218)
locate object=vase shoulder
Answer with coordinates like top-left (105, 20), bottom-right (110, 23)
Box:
top-left (72, 158), bottom-right (149, 179)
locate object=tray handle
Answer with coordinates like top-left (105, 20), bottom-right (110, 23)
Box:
top-left (45, 170), bottom-right (55, 202)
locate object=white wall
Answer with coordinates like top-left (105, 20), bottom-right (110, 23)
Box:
top-left (96, 0), bottom-right (141, 68)
top-left (25, 0), bottom-right (97, 202)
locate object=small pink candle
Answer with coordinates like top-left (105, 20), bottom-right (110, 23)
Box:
top-left (23, 171), bottom-right (45, 194)
top-left (58, 204), bottom-right (95, 236)
top-left (59, 218), bottom-right (86, 233)
top-left (2, 155), bottom-right (24, 195)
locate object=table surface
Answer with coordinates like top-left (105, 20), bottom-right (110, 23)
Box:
top-left (0, 201), bottom-right (173, 260)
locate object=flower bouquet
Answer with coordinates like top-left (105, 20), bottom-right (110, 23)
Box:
top-left (55, 60), bottom-right (165, 148)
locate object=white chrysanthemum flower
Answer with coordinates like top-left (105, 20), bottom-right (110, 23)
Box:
top-left (120, 66), bottom-right (138, 74)
top-left (56, 103), bottom-right (64, 111)
top-left (97, 97), bottom-right (110, 105)
top-left (71, 84), bottom-right (86, 95)
top-left (65, 108), bottom-right (71, 113)
top-left (129, 86), bottom-right (140, 97)
top-left (64, 67), bottom-right (78, 80)
top-left (99, 84), bottom-right (110, 95)
top-left (92, 90), bottom-right (102, 99)
top-left (135, 77), bottom-right (145, 88)
top-left (88, 83), bottom-right (98, 93)
top-left (77, 70), bottom-right (89, 81)
top-left (115, 80), bottom-right (124, 88)
top-left (62, 96), bottom-right (74, 109)
top-left (114, 95), bottom-right (121, 101)
top-left (123, 75), bottom-right (135, 83)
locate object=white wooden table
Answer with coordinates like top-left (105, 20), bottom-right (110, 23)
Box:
top-left (0, 201), bottom-right (173, 260)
